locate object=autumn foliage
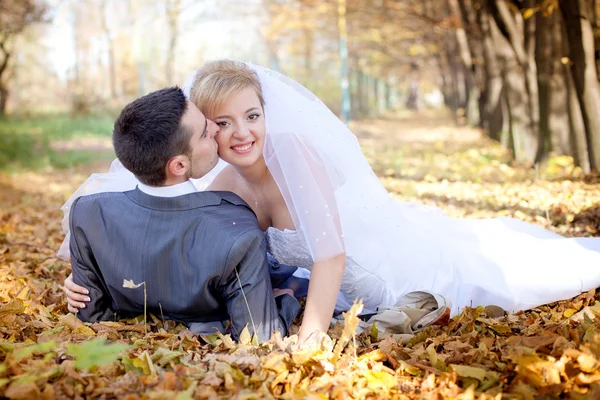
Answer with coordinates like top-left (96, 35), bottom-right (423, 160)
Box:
top-left (1, 116), bottom-right (599, 399)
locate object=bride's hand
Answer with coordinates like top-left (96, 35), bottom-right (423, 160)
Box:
top-left (297, 253), bottom-right (346, 344)
top-left (63, 273), bottom-right (90, 313)
top-left (298, 327), bottom-right (319, 343)
top-left (273, 288), bottom-right (294, 297)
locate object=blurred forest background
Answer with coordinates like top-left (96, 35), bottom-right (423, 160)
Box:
top-left (1, 0), bottom-right (600, 172)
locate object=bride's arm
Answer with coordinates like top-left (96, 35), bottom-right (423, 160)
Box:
top-left (299, 254), bottom-right (346, 342)
top-left (267, 135), bottom-right (347, 342)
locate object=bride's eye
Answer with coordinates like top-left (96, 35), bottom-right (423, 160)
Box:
top-left (216, 121), bottom-right (229, 127)
top-left (247, 113), bottom-right (261, 121)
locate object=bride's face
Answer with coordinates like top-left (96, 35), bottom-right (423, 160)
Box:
top-left (212, 86), bottom-right (266, 168)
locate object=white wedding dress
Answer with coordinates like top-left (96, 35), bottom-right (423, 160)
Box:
top-left (245, 62), bottom-right (600, 316)
top-left (265, 208), bottom-right (600, 316)
top-left (59, 61), bottom-right (600, 317)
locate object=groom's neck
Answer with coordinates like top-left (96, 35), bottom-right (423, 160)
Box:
top-left (162, 176), bottom-right (188, 186)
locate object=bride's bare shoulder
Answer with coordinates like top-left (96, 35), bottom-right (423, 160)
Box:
top-left (207, 165), bottom-right (238, 192)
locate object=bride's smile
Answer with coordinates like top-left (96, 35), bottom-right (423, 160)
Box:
top-left (213, 87), bottom-right (266, 168)
top-left (231, 141), bottom-right (255, 154)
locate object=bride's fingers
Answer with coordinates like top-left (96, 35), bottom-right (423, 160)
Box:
top-left (67, 295), bottom-right (87, 310)
top-left (273, 288), bottom-right (294, 297)
top-left (63, 286), bottom-right (90, 303)
top-left (67, 303), bottom-right (79, 313)
top-left (64, 274), bottom-right (90, 295)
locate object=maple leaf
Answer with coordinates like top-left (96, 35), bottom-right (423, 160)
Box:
top-left (332, 300), bottom-right (363, 363)
top-left (66, 337), bottom-right (130, 371)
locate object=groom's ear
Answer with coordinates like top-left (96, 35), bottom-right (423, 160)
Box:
top-left (165, 155), bottom-right (189, 179)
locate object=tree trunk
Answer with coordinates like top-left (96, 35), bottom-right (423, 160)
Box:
top-left (564, 60), bottom-right (591, 172)
top-left (436, 53), bottom-right (454, 111)
top-left (487, 0), bottom-right (540, 165)
top-left (165, 0), bottom-right (181, 85)
top-left (523, 0), bottom-right (544, 163)
top-left (451, 0), bottom-right (480, 126)
top-left (536, 4), bottom-right (572, 159)
top-left (439, 35), bottom-right (463, 124)
top-left (458, 0), bottom-right (486, 127)
top-left (100, 0), bottom-right (116, 98)
top-left (357, 70), bottom-right (368, 117)
top-left (559, 15), bottom-right (591, 172)
top-left (535, 5), bottom-right (551, 157)
top-left (406, 63), bottom-right (420, 111)
top-left (490, 10), bottom-right (530, 161)
top-left (0, 42), bottom-right (10, 116)
top-left (478, 4), bottom-right (506, 142)
top-left (559, 0), bottom-right (600, 170)
top-left (593, 0), bottom-right (600, 79)
top-left (384, 79), bottom-right (392, 110)
top-left (0, 84), bottom-right (7, 115)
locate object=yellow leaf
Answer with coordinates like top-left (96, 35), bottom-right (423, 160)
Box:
top-left (577, 353), bottom-right (599, 373)
top-left (332, 300), bottom-right (363, 362)
top-left (516, 355), bottom-right (561, 386)
top-left (74, 326), bottom-right (96, 336)
top-left (0, 299), bottom-right (25, 316)
top-left (59, 314), bottom-right (96, 336)
top-left (215, 331), bottom-right (236, 350)
top-left (358, 349), bottom-right (387, 363)
top-left (365, 370), bottom-right (397, 391)
top-left (450, 364), bottom-right (487, 381)
top-left (239, 325), bottom-right (251, 346)
top-left (563, 308), bottom-right (577, 318)
top-left (175, 382), bottom-right (197, 400)
top-left (132, 354), bottom-right (152, 375)
top-left (522, 8), bottom-right (537, 20)
top-left (370, 322), bottom-right (378, 341)
top-left (398, 360), bottom-right (421, 376)
top-left (262, 353), bottom-right (288, 374)
top-left (489, 324), bottom-right (512, 335)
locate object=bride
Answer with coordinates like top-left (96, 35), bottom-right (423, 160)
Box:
top-left (62, 59), bottom-right (600, 341)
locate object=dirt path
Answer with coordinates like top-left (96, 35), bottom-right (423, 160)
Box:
top-left (353, 113), bottom-right (600, 237)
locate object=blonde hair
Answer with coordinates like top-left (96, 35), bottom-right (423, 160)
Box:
top-left (188, 60), bottom-right (265, 119)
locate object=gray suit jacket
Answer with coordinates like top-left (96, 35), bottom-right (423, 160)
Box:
top-left (69, 187), bottom-right (300, 341)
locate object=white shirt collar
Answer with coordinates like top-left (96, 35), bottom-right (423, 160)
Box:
top-left (137, 180), bottom-right (198, 198)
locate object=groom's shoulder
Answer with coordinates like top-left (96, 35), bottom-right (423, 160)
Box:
top-left (72, 191), bottom-right (128, 208)
top-left (70, 191), bottom-right (135, 218)
top-left (69, 192), bottom-right (130, 230)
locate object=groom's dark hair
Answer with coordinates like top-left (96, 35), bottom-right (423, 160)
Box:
top-left (113, 87), bottom-right (193, 186)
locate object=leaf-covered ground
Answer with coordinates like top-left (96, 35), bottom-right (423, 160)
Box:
top-left (0, 112), bottom-right (599, 399)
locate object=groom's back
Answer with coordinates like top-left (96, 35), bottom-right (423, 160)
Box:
top-left (69, 188), bottom-right (264, 324)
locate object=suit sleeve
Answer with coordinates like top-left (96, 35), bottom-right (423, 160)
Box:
top-left (69, 198), bottom-right (116, 322)
top-left (220, 230), bottom-right (300, 342)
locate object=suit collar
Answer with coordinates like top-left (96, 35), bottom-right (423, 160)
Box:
top-left (126, 187), bottom-right (224, 210)
top-left (137, 180), bottom-right (197, 198)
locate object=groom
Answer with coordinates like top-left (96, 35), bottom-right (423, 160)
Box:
top-left (69, 87), bottom-right (300, 341)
